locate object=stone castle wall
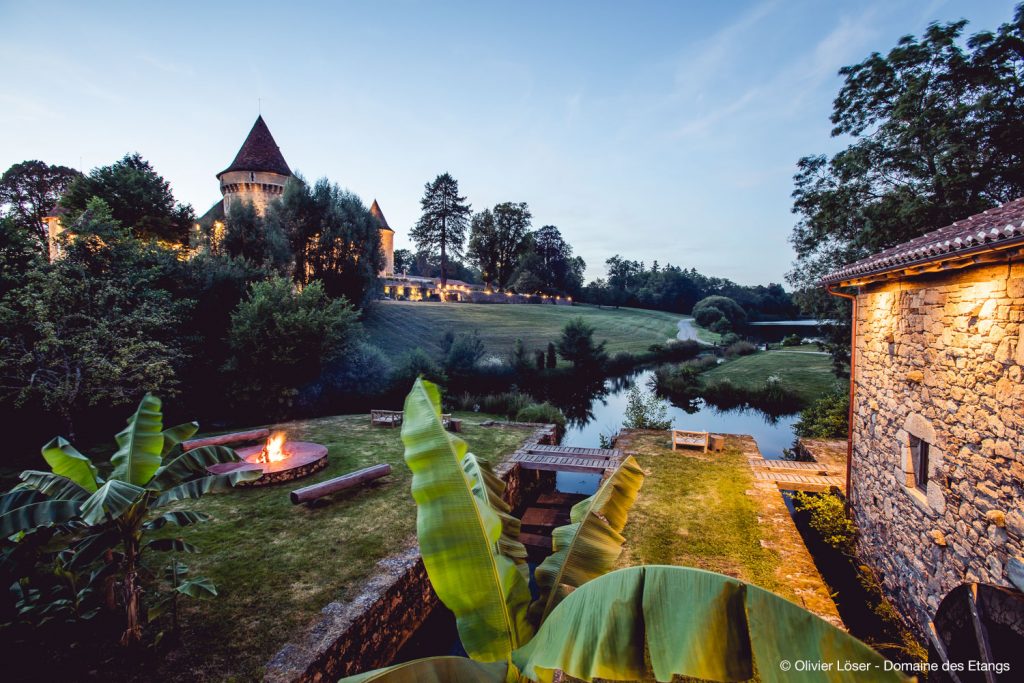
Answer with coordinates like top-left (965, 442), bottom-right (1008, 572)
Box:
top-left (851, 260), bottom-right (1024, 635)
top-left (220, 170), bottom-right (288, 216)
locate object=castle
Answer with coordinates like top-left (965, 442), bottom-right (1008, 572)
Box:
top-left (197, 116), bottom-right (395, 277)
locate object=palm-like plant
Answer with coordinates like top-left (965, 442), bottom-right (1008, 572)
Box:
top-left (0, 393), bottom-right (258, 644)
top-left (341, 380), bottom-right (908, 682)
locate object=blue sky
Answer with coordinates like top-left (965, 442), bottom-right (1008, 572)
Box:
top-left (0, 0), bottom-right (1015, 285)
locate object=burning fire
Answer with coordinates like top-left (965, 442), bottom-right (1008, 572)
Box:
top-left (256, 431), bottom-right (288, 464)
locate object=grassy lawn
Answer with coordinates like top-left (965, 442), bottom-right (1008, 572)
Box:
top-left (363, 301), bottom-right (681, 361)
top-left (701, 348), bottom-right (845, 405)
top-left (147, 413), bottom-right (533, 682)
top-left (615, 432), bottom-right (786, 596)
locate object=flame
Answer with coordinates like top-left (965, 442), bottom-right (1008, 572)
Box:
top-left (256, 431), bottom-right (287, 464)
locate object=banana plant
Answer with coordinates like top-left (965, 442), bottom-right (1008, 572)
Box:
top-left (0, 393), bottom-right (258, 645)
top-left (340, 379), bottom-right (908, 682)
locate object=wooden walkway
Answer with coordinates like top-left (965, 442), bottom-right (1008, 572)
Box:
top-left (748, 456), bottom-right (845, 493)
top-left (510, 444), bottom-right (622, 474)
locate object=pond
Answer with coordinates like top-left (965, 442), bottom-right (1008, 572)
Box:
top-left (551, 368), bottom-right (800, 494)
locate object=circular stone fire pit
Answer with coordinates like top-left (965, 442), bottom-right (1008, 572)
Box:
top-left (207, 441), bottom-right (329, 487)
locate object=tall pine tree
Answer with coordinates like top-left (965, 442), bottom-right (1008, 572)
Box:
top-left (411, 173), bottom-right (471, 287)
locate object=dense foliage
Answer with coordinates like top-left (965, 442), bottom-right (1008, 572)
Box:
top-left (622, 385), bottom-right (672, 430)
top-left (0, 160), bottom-right (80, 247)
top-left (692, 295), bottom-right (747, 333)
top-left (411, 172), bottom-right (472, 286)
top-left (794, 389), bottom-right (850, 439)
top-left (789, 5), bottom-right (1024, 367)
top-left (556, 317), bottom-right (608, 369)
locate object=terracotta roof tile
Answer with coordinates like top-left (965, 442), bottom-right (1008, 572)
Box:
top-left (822, 197), bottom-right (1024, 285)
top-left (370, 199), bottom-right (393, 231)
top-left (217, 116), bottom-right (291, 178)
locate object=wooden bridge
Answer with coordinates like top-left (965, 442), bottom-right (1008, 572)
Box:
top-left (509, 443), bottom-right (622, 474)
top-left (748, 456), bottom-right (845, 493)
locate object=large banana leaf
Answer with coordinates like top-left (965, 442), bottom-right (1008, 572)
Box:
top-left (16, 470), bottom-right (92, 501)
top-left (532, 456), bottom-right (644, 624)
top-left (339, 656), bottom-right (510, 683)
top-left (512, 565), bottom-right (909, 683)
top-left (152, 470), bottom-right (260, 507)
top-left (41, 437), bottom-right (100, 492)
top-left (79, 480), bottom-right (146, 525)
top-left (109, 393), bottom-right (165, 486)
top-left (401, 379), bottom-right (534, 663)
top-left (147, 446), bottom-right (242, 492)
top-left (0, 490), bottom-right (81, 537)
top-left (161, 421), bottom-right (199, 456)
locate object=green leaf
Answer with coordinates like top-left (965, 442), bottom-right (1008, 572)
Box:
top-left (146, 538), bottom-right (199, 553)
top-left (79, 480), bottom-right (145, 525)
top-left (512, 566), bottom-right (908, 683)
top-left (338, 656), bottom-right (509, 683)
top-left (41, 437), bottom-right (100, 493)
top-left (67, 530), bottom-right (120, 571)
top-left (152, 470), bottom-right (260, 507)
top-left (532, 456), bottom-right (644, 624)
top-left (176, 577), bottom-right (217, 599)
top-left (401, 379), bottom-right (534, 663)
top-left (0, 494), bottom-right (81, 537)
top-left (15, 470), bottom-right (92, 502)
top-left (147, 446), bottom-right (241, 492)
top-left (109, 393), bottom-right (165, 486)
top-left (143, 510), bottom-right (211, 530)
top-left (161, 421), bottom-right (199, 457)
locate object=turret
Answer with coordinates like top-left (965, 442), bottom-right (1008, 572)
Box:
top-left (217, 116), bottom-right (291, 217)
top-left (370, 199), bottom-right (395, 277)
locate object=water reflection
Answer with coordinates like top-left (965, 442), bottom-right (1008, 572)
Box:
top-left (549, 369), bottom-right (799, 460)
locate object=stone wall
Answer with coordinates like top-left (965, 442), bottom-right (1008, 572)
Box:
top-left (850, 261), bottom-right (1024, 636)
top-left (220, 170), bottom-right (288, 216)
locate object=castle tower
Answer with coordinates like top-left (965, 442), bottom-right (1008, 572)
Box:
top-left (370, 199), bottom-right (395, 277)
top-left (217, 115), bottom-right (291, 217)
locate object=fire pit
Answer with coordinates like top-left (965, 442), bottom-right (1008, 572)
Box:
top-left (207, 431), bottom-right (328, 487)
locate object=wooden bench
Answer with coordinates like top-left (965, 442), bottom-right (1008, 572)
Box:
top-left (672, 429), bottom-right (710, 453)
top-left (289, 464), bottom-right (392, 504)
top-left (370, 410), bottom-right (403, 427)
top-left (182, 428), bottom-right (270, 452)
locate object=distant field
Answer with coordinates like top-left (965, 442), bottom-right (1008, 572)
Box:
top-left (701, 348), bottom-right (845, 404)
top-left (362, 302), bottom-right (682, 360)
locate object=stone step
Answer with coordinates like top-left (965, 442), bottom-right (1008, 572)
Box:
top-left (521, 507), bottom-right (570, 529)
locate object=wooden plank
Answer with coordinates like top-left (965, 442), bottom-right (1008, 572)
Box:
top-left (183, 429), bottom-right (269, 451)
top-left (521, 507), bottom-right (567, 528)
top-left (535, 492), bottom-right (586, 506)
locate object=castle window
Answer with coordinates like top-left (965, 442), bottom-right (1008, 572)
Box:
top-left (909, 435), bottom-right (930, 492)
top-left (250, 172), bottom-right (255, 181)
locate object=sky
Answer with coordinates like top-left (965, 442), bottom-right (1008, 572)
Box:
top-left (0, 0), bottom-right (1016, 285)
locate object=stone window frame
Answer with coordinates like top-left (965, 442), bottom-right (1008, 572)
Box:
top-left (895, 413), bottom-right (946, 514)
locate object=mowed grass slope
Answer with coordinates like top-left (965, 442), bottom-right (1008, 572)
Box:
top-left (702, 348), bottom-right (845, 404)
top-left (146, 414), bottom-right (533, 682)
top-left (363, 301), bottom-right (682, 360)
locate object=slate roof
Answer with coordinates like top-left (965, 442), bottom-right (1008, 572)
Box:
top-left (218, 116), bottom-right (291, 179)
top-left (823, 197), bottom-right (1024, 285)
top-left (370, 199), bottom-right (394, 232)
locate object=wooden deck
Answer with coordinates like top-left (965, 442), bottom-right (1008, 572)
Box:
top-left (510, 444), bottom-right (621, 474)
top-left (747, 456), bottom-right (845, 493)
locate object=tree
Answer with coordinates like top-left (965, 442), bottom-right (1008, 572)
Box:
top-left (0, 394), bottom-right (257, 645)
top-left (622, 385), bottom-right (673, 430)
top-left (556, 317), bottom-right (608, 370)
top-left (692, 295), bottom-right (746, 332)
top-left (546, 342), bottom-right (557, 369)
top-left (224, 276), bottom-right (359, 414)
top-left (267, 177), bottom-right (381, 305)
top-left (411, 173), bottom-right (471, 287)
top-left (0, 160), bottom-right (81, 247)
top-left (467, 209), bottom-right (499, 285)
top-left (788, 6), bottom-right (1024, 367)
top-left (393, 248), bottom-right (414, 274)
top-left (60, 154), bottom-right (194, 244)
top-left (0, 216), bottom-right (40, 296)
top-left (333, 380), bottom-right (903, 682)
top-left (529, 225), bottom-right (584, 295)
top-left (221, 200), bottom-right (291, 271)
top-left (0, 199), bottom-right (192, 440)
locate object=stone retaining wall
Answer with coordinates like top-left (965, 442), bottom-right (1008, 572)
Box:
top-left (850, 262), bottom-right (1024, 636)
top-left (264, 424), bottom-right (556, 682)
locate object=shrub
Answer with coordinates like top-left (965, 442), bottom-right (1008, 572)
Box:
top-left (477, 391), bottom-right (534, 418)
top-left (394, 347), bottom-right (448, 388)
top-left (534, 350), bottom-right (546, 370)
top-left (661, 339), bottom-right (701, 362)
top-left (789, 491), bottom-right (856, 553)
top-left (794, 389), bottom-right (849, 438)
top-left (510, 338), bottom-right (531, 373)
top-left (445, 331), bottom-right (486, 374)
top-left (725, 341), bottom-right (757, 357)
top-left (623, 385), bottom-right (672, 430)
top-left (545, 342), bottom-right (557, 369)
top-left (556, 317), bottom-right (608, 369)
top-left (693, 304), bottom-right (726, 329)
top-left (709, 317), bottom-right (733, 334)
top-left (720, 332), bottom-right (741, 346)
top-left (225, 276), bottom-right (358, 415)
top-left (320, 342), bottom-right (393, 403)
top-left (692, 295), bottom-right (747, 329)
top-left (782, 333), bottom-right (803, 347)
top-left (516, 402), bottom-right (567, 433)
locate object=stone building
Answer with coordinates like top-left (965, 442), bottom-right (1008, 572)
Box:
top-left (823, 197), bottom-right (1024, 636)
top-left (197, 116), bottom-right (394, 276)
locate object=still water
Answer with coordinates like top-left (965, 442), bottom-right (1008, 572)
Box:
top-left (553, 369), bottom-right (799, 493)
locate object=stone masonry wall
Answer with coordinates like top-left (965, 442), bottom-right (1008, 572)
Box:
top-left (851, 260), bottom-right (1024, 636)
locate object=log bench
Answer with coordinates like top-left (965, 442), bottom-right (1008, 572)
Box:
top-left (182, 428), bottom-right (270, 452)
top-left (289, 464), bottom-right (392, 504)
top-left (672, 429), bottom-right (710, 453)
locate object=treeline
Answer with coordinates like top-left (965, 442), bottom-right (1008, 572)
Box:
top-left (580, 255), bottom-right (798, 320)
